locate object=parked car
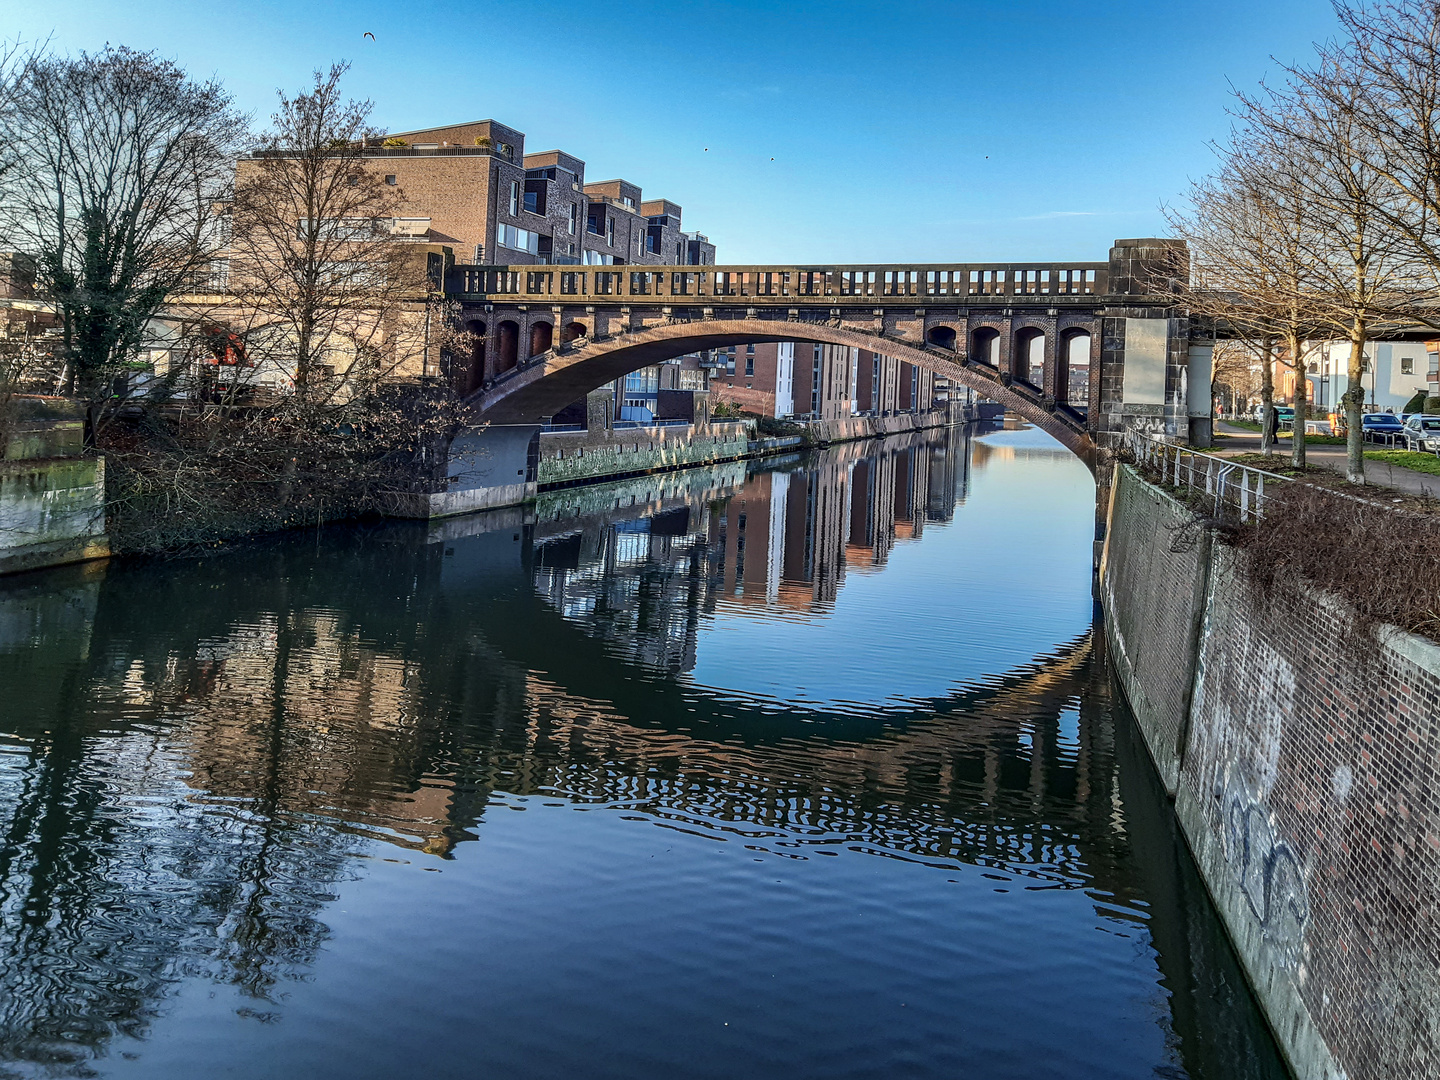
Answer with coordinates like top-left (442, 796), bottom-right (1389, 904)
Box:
top-left (1401, 414), bottom-right (1440, 451)
top-left (1361, 413), bottom-right (1406, 443)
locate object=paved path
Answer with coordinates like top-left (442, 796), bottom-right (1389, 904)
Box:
top-left (1213, 422), bottom-right (1440, 499)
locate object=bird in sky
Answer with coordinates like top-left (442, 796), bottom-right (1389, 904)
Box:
top-left (364, 32), bottom-right (375, 40)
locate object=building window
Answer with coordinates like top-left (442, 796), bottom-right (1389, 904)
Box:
top-left (624, 368), bottom-right (659, 395)
top-left (725, 348), bottom-right (736, 376)
top-left (623, 196), bottom-right (635, 209)
top-left (568, 204), bottom-right (577, 234)
top-left (385, 174), bottom-right (397, 185)
top-left (745, 354), bottom-right (754, 376)
top-left (509, 180), bottom-right (519, 215)
top-left (606, 218), bottom-right (614, 245)
top-left (496, 223), bottom-right (539, 255)
top-left (1402, 356), bottom-right (1415, 374)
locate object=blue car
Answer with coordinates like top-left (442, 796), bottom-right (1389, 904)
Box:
top-left (1361, 413), bottom-right (1405, 443)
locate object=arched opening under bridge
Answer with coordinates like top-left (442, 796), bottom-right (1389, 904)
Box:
top-left (465, 318), bottom-right (1097, 469)
top-left (496, 320), bottom-right (520, 374)
top-left (1015, 327), bottom-right (1045, 389)
top-left (1060, 329), bottom-right (1093, 414)
top-left (464, 320), bottom-right (486, 394)
top-left (971, 327), bottom-right (1001, 369)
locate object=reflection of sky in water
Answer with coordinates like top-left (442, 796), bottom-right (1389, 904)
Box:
top-left (685, 426), bottom-right (1095, 710)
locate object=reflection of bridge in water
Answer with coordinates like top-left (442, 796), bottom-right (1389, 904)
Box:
top-left (0, 429), bottom-right (1274, 1077)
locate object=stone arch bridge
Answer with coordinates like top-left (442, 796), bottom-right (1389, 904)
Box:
top-left (446, 238), bottom-right (1213, 470)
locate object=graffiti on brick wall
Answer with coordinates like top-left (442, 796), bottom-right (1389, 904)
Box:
top-left (1221, 767), bottom-right (1309, 967)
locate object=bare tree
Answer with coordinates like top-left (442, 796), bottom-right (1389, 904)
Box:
top-left (225, 63), bottom-right (428, 416)
top-left (0, 46), bottom-right (247, 430)
top-left (1211, 339), bottom-right (1267, 417)
top-left (1167, 132), bottom-right (1326, 465)
top-left (1324, 0), bottom-right (1440, 412)
top-left (91, 64), bottom-right (468, 552)
top-left (0, 38), bottom-right (45, 197)
top-left (1205, 46), bottom-right (1424, 483)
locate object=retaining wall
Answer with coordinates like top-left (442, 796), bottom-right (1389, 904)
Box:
top-left (538, 421), bottom-right (751, 487)
top-left (1103, 464), bottom-right (1440, 1080)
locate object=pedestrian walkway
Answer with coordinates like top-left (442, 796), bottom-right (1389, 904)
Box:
top-left (1213, 422), bottom-right (1440, 499)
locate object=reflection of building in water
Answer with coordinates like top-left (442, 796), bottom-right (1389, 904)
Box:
top-left (970, 424), bottom-right (1074, 474)
top-left (711, 469), bottom-right (791, 605)
top-left (526, 428), bottom-right (979, 665)
top-left (844, 428), bottom-right (970, 572)
top-left (534, 512), bottom-right (709, 676)
top-left (681, 426), bottom-right (976, 608)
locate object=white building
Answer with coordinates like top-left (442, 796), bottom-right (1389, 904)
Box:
top-left (774, 341), bottom-right (794, 418)
top-left (1304, 340), bottom-right (1436, 413)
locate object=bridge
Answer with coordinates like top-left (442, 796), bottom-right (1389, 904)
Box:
top-left (444, 238), bottom-right (1210, 466)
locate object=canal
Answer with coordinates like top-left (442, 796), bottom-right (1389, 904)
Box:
top-left (0, 423), bottom-right (1288, 1079)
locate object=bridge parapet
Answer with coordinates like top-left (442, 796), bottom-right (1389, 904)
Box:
top-left (446, 263), bottom-right (1112, 304)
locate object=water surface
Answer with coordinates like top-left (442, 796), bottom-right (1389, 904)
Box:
top-left (0, 423), bottom-right (1288, 1079)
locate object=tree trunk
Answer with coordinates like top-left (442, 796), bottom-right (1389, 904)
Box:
top-left (1345, 324), bottom-right (1367, 484)
top-left (1260, 339), bottom-right (1276, 456)
top-left (1289, 332), bottom-right (1307, 468)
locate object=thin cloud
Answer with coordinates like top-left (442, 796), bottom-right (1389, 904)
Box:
top-left (926, 209), bottom-right (1150, 227)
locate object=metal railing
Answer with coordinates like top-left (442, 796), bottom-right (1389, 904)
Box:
top-left (445, 263), bottom-right (1111, 303)
top-left (1125, 430), bottom-right (1290, 523)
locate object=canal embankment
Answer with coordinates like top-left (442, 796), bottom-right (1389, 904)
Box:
top-left (1102, 462), bottom-right (1440, 1080)
top-left (0, 396), bottom-right (966, 575)
top-left (386, 406), bottom-right (966, 523)
top-left (535, 408), bottom-right (965, 489)
top-left (0, 396), bottom-right (109, 575)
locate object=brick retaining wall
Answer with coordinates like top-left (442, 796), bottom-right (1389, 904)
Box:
top-left (1104, 464), bottom-right (1440, 1080)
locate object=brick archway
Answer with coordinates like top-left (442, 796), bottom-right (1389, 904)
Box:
top-left (466, 319), bottom-right (1097, 468)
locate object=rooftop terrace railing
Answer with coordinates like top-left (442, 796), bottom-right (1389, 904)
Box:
top-left (445, 263), bottom-right (1111, 303)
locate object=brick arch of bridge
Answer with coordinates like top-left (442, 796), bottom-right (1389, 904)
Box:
top-left (465, 318), bottom-right (1097, 469)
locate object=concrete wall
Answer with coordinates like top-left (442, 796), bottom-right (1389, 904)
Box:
top-left (1103, 464), bottom-right (1440, 1080)
top-left (0, 457), bottom-right (110, 575)
top-left (537, 420), bottom-right (751, 486)
top-left (803, 407), bottom-right (959, 446)
top-left (384, 424), bottom-right (540, 520)
top-left (0, 397), bottom-right (109, 576)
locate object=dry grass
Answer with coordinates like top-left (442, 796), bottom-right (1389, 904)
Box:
top-left (1225, 479), bottom-right (1440, 641)
top-left (1225, 453), bottom-right (1440, 515)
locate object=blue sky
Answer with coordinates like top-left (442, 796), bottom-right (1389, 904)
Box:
top-left (2, 0), bottom-right (1341, 263)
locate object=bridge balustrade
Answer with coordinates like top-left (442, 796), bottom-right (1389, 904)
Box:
top-left (446, 263), bottom-right (1108, 302)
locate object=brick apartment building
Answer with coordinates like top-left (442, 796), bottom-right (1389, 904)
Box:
top-left (335, 119), bottom-right (720, 414)
top-left (710, 342), bottom-right (935, 421)
top-left (349, 120), bottom-right (716, 270)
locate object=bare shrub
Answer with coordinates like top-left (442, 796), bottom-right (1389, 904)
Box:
top-left (1226, 481), bottom-right (1440, 641)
